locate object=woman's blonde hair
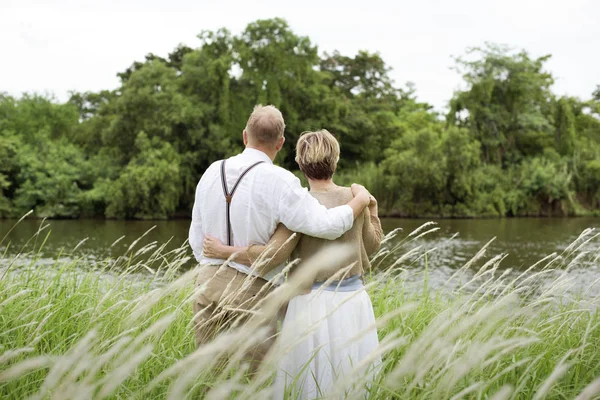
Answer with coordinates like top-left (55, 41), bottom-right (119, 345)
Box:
top-left (295, 129), bottom-right (340, 180)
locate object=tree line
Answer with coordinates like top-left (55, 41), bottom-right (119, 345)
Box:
top-left (1, 18), bottom-right (599, 219)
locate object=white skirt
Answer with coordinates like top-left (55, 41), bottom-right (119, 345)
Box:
top-left (272, 288), bottom-right (381, 399)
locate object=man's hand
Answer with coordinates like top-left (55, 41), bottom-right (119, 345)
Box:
top-left (348, 183), bottom-right (371, 219)
top-left (352, 183), bottom-right (377, 215)
top-left (351, 183), bottom-right (369, 197)
top-left (351, 183), bottom-right (374, 205)
top-left (368, 195), bottom-right (378, 216)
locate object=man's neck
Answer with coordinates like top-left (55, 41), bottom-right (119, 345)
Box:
top-left (246, 145), bottom-right (276, 162)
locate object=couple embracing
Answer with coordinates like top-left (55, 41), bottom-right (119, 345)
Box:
top-left (189, 105), bottom-right (383, 398)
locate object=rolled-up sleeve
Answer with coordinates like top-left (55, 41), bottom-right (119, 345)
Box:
top-left (277, 177), bottom-right (353, 240)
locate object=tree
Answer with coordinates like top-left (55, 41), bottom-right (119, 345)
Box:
top-left (0, 132), bottom-right (18, 216)
top-left (105, 133), bottom-right (182, 219)
top-left (320, 50), bottom-right (398, 100)
top-left (382, 111), bottom-right (446, 215)
top-left (554, 97), bottom-right (576, 156)
top-left (1, 22), bottom-right (599, 219)
top-left (13, 139), bottom-right (87, 218)
top-left (234, 18), bottom-right (331, 168)
top-left (0, 95), bottom-right (83, 218)
top-left (448, 44), bottom-right (554, 165)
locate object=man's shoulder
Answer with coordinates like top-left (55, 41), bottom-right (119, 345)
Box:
top-left (261, 164), bottom-right (299, 186)
top-left (208, 160), bottom-right (223, 170)
top-left (201, 160), bottom-right (223, 178)
top-left (195, 160), bottom-right (224, 190)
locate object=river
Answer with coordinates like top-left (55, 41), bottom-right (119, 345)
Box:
top-left (1, 217), bottom-right (599, 296)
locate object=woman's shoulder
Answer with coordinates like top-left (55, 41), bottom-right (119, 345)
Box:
top-left (336, 186), bottom-right (354, 201)
top-left (309, 186), bottom-right (353, 208)
top-left (335, 186), bottom-right (353, 195)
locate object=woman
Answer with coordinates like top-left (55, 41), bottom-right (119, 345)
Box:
top-left (203, 129), bottom-right (383, 399)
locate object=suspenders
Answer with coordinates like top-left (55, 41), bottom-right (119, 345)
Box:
top-left (220, 160), bottom-right (265, 246)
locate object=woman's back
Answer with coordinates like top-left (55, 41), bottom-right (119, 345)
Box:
top-left (275, 189), bottom-right (383, 400)
top-left (292, 186), bottom-right (382, 285)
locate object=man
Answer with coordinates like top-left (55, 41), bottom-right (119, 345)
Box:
top-left (189, 105), bottom-right (371, 367)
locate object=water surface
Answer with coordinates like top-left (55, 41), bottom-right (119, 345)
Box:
top-left (1, 217), bottom-right (599, 296)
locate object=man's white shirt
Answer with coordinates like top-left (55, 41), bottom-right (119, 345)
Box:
top-left (189, 148), bottom-right (354, 277)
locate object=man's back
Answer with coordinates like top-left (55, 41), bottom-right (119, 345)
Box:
top-left (190, 148), bottom-right (281, 273)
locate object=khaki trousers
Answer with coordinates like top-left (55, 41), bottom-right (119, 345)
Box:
top-left (193, 265), bottom-right (278, 370)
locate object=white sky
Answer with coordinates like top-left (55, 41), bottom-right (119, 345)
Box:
top-left (1, 0), bottom-right (599, 110)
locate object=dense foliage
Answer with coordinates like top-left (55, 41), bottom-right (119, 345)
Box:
top-left (1, 19), bottom-right (599, 219)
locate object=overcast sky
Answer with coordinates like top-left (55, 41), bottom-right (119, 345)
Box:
top-left (1, 0), bottom-right (599, 110)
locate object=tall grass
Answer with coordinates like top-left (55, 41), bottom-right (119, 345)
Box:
top-left (1, 221), bottom-right (600, 399)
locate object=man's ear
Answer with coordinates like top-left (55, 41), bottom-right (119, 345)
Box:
top-left (275, 136), bottom-right (285, 151)
top-left (243, 130), bottom-right (249, 146)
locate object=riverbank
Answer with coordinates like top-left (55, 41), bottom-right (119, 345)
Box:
top-left (2, 211), bottom-right (600, 222)
top-left (1, 228), bottom-right (600, 399)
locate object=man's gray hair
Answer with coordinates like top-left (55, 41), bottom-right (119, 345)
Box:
top-left (245, 105), bottom-right (285, 145)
